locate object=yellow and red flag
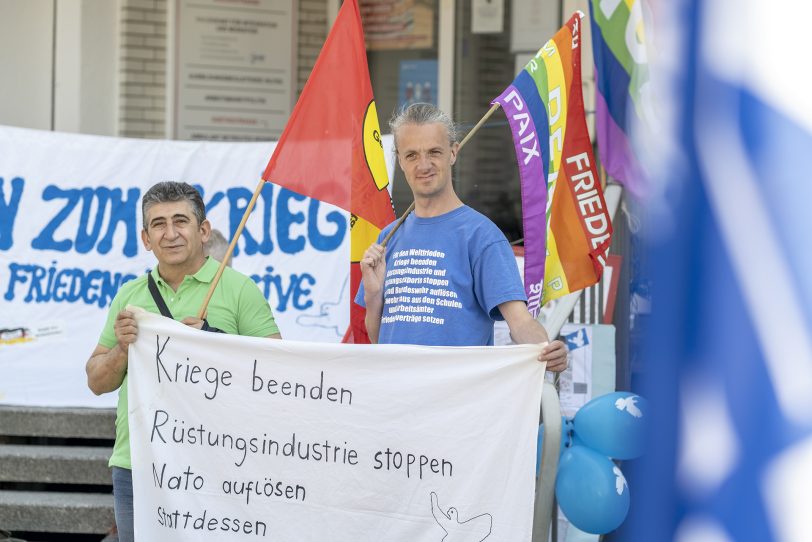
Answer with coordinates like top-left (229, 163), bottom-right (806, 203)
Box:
top-left (262, 0), bottom-right (395, 343)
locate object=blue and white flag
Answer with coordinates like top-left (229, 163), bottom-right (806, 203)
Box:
top-left (628, 0), bottom-right (812, 540)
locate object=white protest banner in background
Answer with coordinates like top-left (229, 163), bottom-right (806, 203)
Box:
top-left (128, 308), bottom-right (545, 541)
top-left (0, 125), bottom-right (395, 407)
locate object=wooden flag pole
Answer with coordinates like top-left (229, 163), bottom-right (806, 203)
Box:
top-left (458, 102), bottom-right (501, 149)
top-left (380, 102), bottom-right (501, 248)
top-left (196, 178), bottom-right (265, 319)
top-left (380, 201), bottom-right (414, 247)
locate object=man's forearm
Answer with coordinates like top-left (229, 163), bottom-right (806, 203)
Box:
top-left (500, 300), bottom-right (567, 372)
top-left (500, 300), bottom-right (551, 345)
top-left (86, 345), bottom-right (128, 395)
top-left (364, 295), bottom-right (383, 344)
top-left (509, 318), bottom-right (550, 345)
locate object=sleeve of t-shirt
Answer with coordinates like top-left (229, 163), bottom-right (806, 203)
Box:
top-left (472, 239), bottom-right (527, 321)
top-left (98, 290), bottom-right (126, 349)
top-left (236, 277), bottom-right (280, 337)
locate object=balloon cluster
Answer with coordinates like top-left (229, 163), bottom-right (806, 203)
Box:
top-left (536, 392), bottom-right (648, 535)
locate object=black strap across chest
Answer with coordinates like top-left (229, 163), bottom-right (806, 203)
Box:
top-left (146, 273), bottom-right (225, 333)
top-left (147, 273), bottom-right (173, 318)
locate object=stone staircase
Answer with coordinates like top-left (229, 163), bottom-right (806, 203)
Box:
top-left (0, 406), bottom-right (116, 539)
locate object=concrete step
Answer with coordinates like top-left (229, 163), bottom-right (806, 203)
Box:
top-left (0, 444), bottom-right (112, 485)
top-left (0, 490), bottom-right (114, 534)
top-left (0, 406), bottom-right (115, 440)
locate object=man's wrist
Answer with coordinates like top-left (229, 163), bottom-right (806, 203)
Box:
top-left (364, 300), bottom-right (382, 313)
top-left (364, 287), bottom-right (383, 304)
top-left (110, 344), bottom-right (129, 375)
top-left (113, 342), bottom-right (128, 359)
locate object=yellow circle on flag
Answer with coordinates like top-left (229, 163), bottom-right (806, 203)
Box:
top-left (363, 101), bottom-right (389, 191)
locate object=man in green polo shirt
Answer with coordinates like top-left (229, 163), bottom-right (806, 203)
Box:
top-left (85, 181), bottom-right (281, 542)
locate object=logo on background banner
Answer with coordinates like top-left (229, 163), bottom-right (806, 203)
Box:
top-left (564, 328), bottom-right (589, 350)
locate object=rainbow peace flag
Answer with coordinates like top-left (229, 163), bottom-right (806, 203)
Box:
top-left (589, 0), bottom-right (649, 196)
top-left (493, 13), bottom-right (613, 314)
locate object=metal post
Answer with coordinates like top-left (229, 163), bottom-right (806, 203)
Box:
top-left (531, 183), bottom-right (624, 541)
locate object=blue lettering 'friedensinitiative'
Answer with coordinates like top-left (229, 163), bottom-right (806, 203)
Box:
top-left (4, 261), bottom-right (137, 307)
top-left (252, 267), bottom-right (315, 312)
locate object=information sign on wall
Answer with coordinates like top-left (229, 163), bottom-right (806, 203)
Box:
top-left (173, 0), bottom-right (294, 141)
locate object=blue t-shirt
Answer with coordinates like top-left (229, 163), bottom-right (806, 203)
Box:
top-left (355, 205), bottom-right (527, 346)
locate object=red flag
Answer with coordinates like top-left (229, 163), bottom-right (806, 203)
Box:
top-left (262, 0), bottom-right (393, 230)
top-left (262, 0), bottom-right (395, 343)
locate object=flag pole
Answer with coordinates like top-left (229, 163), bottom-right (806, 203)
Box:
top-left (459, 102), bottom-right (501, 149)
top-left (381, 103), bottom-right (501, 248)
top-left (380, 202), bottom-right (414, 247)
top-left (196, 178), bottom-right (265, 319)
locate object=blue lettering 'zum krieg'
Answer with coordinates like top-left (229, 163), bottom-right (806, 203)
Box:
top-left (0, 178), bottom-right (346, 311)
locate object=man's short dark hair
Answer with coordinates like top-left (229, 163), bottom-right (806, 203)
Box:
top-left (141, 181), bottom-right (206, 229)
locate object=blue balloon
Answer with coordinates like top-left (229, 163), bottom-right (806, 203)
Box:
top-left (572, 392), bottom-right (648, 460)
top-left (571, 429), bottom-right (587, 448)
top-left (555, 445), bottom-right (630, 534)
top-left (536, 417), bottom-right (571, 475)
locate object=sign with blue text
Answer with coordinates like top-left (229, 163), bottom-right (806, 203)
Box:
top-left (0, 125), bottom-right (393, 407)
top-left (128, 308), bottom-right (544, 540)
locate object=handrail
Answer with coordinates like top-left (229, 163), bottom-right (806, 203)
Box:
top-left (531, 183), bottom-right (623, 541)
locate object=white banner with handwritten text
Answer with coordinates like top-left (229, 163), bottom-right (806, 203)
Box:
top-left (0, 125), bottom-right (394, 407)
top-left (128, 308), bottom-right (544, 541)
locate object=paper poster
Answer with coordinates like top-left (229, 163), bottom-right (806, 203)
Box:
top-left (399, 59), bottom-right (438, 107)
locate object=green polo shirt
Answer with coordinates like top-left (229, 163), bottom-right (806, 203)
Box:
top-left (98, 257), bottom-right (278, 469)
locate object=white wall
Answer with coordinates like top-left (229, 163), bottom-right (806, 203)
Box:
top-left (0, 0), bottom-right (55, 130)
top-left (0, 0), bottom-right (116, 134)
top-left (55, 0), bottom-right (117, 134)
top-left (1, 0), bottom-right (332, 138)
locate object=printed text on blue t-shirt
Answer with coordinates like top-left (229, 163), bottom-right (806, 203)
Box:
top-left (381, 248), bottom-right (462, 326)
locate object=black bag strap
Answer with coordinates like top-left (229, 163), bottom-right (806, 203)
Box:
top-left (201, 320), bottom-right (225, 333)
top-left (147, 272), bottom-right (225, 333)
top-left (147, 273), bottom-right (173, 319)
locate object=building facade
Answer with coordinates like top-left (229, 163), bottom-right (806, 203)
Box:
top-left (0, 0), bottom-right (593, 231)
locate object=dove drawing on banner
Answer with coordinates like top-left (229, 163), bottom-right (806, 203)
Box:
top-left (430, 492), bottom-right (492, 541)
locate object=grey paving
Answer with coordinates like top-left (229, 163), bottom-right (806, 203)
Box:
top-left (0, 406), bottom-right (117, 535)
top-left (0, 490), bottom-right (114, 534)
top-left (0, 406), bottom-right (115, 439)
top-left (0, 444), bottom-right (112, 485)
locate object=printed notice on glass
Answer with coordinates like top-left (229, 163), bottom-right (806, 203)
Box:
top-left (173, 0), bottom-right (294, 141)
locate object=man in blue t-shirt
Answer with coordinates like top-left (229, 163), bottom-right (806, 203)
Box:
top-left (356, 103), bottom-right (568, 372)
